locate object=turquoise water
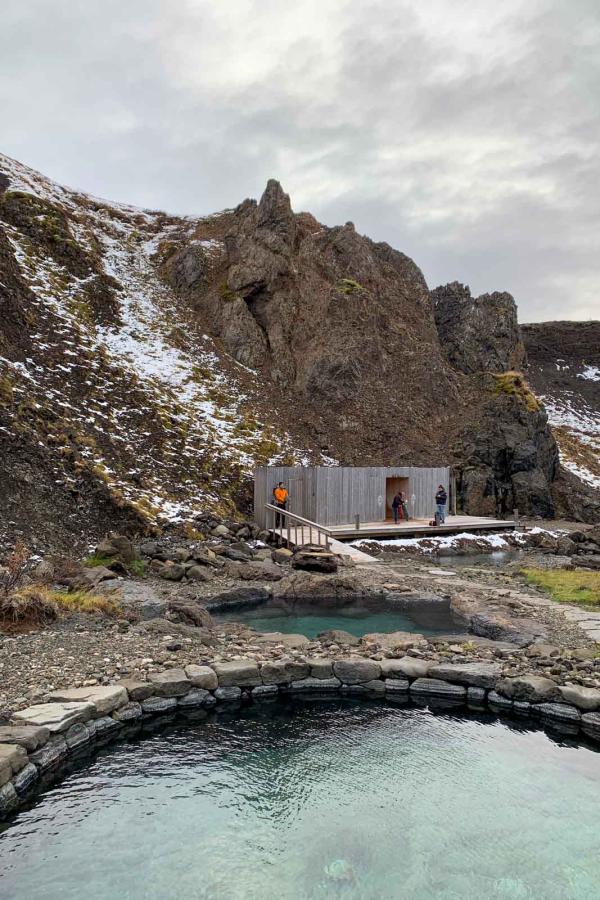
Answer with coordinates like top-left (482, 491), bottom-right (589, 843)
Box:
top-left (215, 605), bottom-right (461, 638)
top-left (1, 703), bottom-right (599, 899)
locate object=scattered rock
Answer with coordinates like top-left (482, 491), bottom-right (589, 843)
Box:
top-left (428, 662), bottom-right (502, 689)
top-left (148, 669), bottom-right (191, 697)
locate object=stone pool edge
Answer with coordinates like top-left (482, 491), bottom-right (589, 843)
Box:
top-left (1, 657), bottom-right (600, 820)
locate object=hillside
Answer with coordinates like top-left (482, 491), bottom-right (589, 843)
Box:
top-left (0, 152), bottom-right (597, 549)
top-left (522, 321), bottom-right (600, 520)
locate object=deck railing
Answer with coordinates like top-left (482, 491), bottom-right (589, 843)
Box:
top-left (264, 503), bottom-right (332, 550)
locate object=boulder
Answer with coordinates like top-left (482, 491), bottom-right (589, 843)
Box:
top-left (291, 548), bottom-right (339, 573)
top-left (13, 763), bottom-right (39, 797)
top-left (207, 587), bottom-right (270, 609)
top-left (495, 675), bottom-right (561, 703)
top-left (272, 548), bottom-right (293, 563)
top-left (167, 602), bottom-right (214, 629)
top-left (0, 782), bottom-right (19, 816)
top-left (212, 524), bottom-right (230, 537)
top-left (184, 665), bottom-right (218, 690)
top-left (96, 534), bottom-right (135, 563)
top-left (118, 679), bottom-right (154, 702)
top-left (252, 685), bottom-right (279, 700)
top-left (384, 678), bottom-right (410, 694)
top-left (177, 689), bottom-right (212, 709)
top-left (159, 563), bottom-right (185, 581)
top-left (29, 735), bottom-right (68, 772)
top-left (65, 722), bottom-right (92, 752)
top-left (427, 662), bottom-right (501, 689)
top-left (558, 685), bottom-right (600, 711)
top-left (149, 670), bottom-right (191, 697)
top-left (0, 725), bottom-right (49, 752)
top-left (46, 685), bottom-right (127, 716)
top-left (0, 744), bottom-right (27, 785)
top-left (361, 631), bottom-right (425, 651)
top-left (525, 644), bottom-right (560, 658)
top-left (333, 658), bottom-right (381, 684)
top-left (94, 717), bottom-right (123, 743)
top-left (186, 565), bottom-right (215, 583)
top-left (113, 702), bottom-right (143, 723)
top-left (12, 702), bottom-right (94, 733)
top-left (467, 687), bottom-right (487, 707)
top-left (487, 690), bottom-right (513, 711)
top-left (317, 629), bottom-right (359, 646)
top-left (212, 661), bottom-right (261, 687)
top-left (238, 562), bottom-right (283, 582)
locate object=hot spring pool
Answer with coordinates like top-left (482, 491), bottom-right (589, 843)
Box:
top-left (214, 600), bottom-right (463, 638)
top-left (1, 703), bottom-right (598, 899)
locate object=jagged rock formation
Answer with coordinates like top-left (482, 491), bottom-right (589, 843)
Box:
top-left (431, 281), bottom-right (526, 374)
top-left (0, 152), bottom-right (596, 548)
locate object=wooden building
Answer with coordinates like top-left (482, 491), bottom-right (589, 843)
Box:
top-left (254, 465), bottom-right (453, 529)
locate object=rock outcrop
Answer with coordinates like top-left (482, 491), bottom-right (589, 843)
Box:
top-left (431, 281), bottom-right (526, 374)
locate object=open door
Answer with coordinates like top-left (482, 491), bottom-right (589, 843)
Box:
top-left (385, 477), bottom-right (409, 520)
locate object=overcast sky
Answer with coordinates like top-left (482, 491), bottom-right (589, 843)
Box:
top-left (2, 1), bottom-right (599, 321)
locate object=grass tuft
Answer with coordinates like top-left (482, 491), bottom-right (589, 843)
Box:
top-left (336, 277), bottom-right (365, 295)
top-left (522, 568), bottom-right (600, 606)
top-left (82, 554), bottom-right (114, 568)
top-left (492, 371), bottom-right (540, 412)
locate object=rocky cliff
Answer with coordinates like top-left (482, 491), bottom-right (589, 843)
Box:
top-left (0, 152), bottom-right (594, 549)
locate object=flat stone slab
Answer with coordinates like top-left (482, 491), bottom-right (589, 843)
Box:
top-left (260, 660), bottom-right (310, 685)
top-left (487, 690), bottom-right (513, 711)
top-left (141, 697), bottom-right (178, 716)
top-left (149, 670), bottom-right (191, 697)
top-left (13, 702), bottom-right (95, 734)
top-left (536, 703), bottom-right (581, 724)
top-left (214, 686), bottom-right (242, 701)
top-left (581, 712), bottom-right (600, 740)
top-left (0, 725), bottom-right (50, 752)
top-left (333, 659), bottom-right (381, 684)
top-left (384, 678), bottom-right (410, 693)
top-left (290, 677), bottom-right (341, 692)
top-left (113, 702), bottom-right (143, 723)
top-left (409, 678), bottom-right (466, 699)
top-left (184, 665), bottom-right (218, 690)
top-left (558, 685), bottom-right (600, 711)
top-left (381, 657), bottom-right (432, 679)
top-left (428, 662), bottom-right (501, 689)
top-left (118, 679), bottom-right (154, 701)
top-left (252, 684), bottom-right (279, 699)
top-left (47, 686), bottom-right (127, 715)
top-left (212, 661), bottom-right (261, 687)
top-left (177, 689), bottom-right (212, 709)
top-left (253, 633), bottom-right (310, 649)
top-left (362, 631), bottom-right (425, 651)
top-left (29, 736), bottom-right (68, 772)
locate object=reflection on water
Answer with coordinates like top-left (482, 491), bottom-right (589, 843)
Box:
top-left (1, 703), bottom-right (599, 900)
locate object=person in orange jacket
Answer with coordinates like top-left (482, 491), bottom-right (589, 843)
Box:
top-left (273, 482), bottom-right (289, 527)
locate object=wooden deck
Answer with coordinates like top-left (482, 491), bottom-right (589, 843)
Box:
top-left (267, 514), bottom-right (516, 563)
top-left (329, 514), bottom-right (516, 541)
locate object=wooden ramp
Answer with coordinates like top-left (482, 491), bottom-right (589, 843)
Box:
top-left (270, 526), bottom-right (379, 564)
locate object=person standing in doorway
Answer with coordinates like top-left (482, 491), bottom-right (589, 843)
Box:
top-left (391, 492), bottom-right (403, 524)
top-left (273, 482), bottom-right (288, 527)
top-left (400, 491), bottom-right (410, 521)
top-left (435, 485), bottom-right (447, 524)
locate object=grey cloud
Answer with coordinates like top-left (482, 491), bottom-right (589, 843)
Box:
top-left (1, 0), bottom-right (598, 320)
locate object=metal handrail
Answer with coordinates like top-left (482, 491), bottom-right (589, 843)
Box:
top-left (264, 503), bottom-right (332, 550)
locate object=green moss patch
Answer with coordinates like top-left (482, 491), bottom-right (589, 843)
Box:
top-left (336, 278), bottom-right (365, 295)
top-left (522, 568), bottom-right (600, 606)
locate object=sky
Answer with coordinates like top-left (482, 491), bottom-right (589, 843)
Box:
top-left (1, 0), bottom-right (599, 322)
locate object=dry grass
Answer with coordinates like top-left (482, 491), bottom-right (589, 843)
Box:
top-left (0, 585), bottom-right (123, 630)
top-left (493, 371), bottom-right (540, 412)
top-left (523, 568), bottom-right (600, 606)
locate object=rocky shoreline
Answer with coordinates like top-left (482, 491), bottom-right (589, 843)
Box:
top-left (1, 654), bottom-right (600, 820)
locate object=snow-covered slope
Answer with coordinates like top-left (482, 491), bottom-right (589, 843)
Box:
top-left (0, 152), bottom-right (328, 536)
top-left (522, 322), bottom-right (600, 490)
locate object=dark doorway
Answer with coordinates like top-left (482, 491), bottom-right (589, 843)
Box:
top-left (385, 477), bottom-right (409, 520)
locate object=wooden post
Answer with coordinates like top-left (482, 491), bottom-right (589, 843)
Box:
top-left (513, 508), bottom-right (519, 526)
top-left (354, 514), bottom-right (360, 532)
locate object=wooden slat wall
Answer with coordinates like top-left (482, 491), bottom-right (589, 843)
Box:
top-left (254, 466), bottom-right (451, 528)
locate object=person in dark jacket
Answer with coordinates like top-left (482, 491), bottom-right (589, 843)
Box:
top-left (391, 492), bottom-right (403, 524)
top-left (435, 485), bottom-right (447, 524)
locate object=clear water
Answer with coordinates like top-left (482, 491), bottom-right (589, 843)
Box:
top-left (215, 603), bottom-right (462, 638)
top-left (1, 703), bottom-right (599, 900)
